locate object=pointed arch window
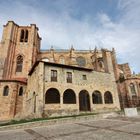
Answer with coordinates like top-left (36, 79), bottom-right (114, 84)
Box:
top-left (20, 29), bottom-right (28, 42)
top-left (25, 30), bottom-right (28, 42)
top-left (3, 86), bottom-right (9, 96)
top-left (20, 30), bottom-right (24, 42)
top-left (16, 55), bottom-right (23, 72)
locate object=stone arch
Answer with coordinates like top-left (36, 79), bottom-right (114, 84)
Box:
top-left (45, 88), bottom-right (60, 104)
top-left (92, 90), bottom-right (102, 104)
top-left (25, 30), bottom-right (28, 42)
top-left (63, 89), bottom-right (76, 104)
top-left (3, 85), bottom-right (9, 96)
top-left (79, 90), bottom-right (90, 111)
top-left (104, 91), bottom-right (113, 104)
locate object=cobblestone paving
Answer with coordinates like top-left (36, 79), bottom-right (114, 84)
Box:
top-left (0, 117), bottom-right (140, 140)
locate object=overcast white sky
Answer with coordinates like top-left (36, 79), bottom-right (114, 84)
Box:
top-left (0, 0), bottom-right (140, 73)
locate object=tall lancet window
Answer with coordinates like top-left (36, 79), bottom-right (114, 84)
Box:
top-left (20, 30), bottom-right (25, 42)
top-left (25, 30), bottom-right (28, 42)
top-left (16, 55), bottom-right (23, 72)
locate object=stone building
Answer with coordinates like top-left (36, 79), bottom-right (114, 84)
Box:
top-left (115, 63), bottom-right (140, 108)
top-left (0, 21), bottom-right (41, 120)
top-left (0, 21), bottom-right (138, 120)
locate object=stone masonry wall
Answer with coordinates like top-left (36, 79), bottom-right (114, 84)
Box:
top-left (0, 81), bottom-right (26, 120)
top-left (43, 64), bottom-right (120, 117)
top-left (23, 62), bottom-right (44, 118)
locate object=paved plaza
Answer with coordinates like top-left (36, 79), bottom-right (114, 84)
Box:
top-left (0, 117), bottom-right (140, 140)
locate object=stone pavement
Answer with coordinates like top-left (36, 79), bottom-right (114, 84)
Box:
top-left (0, 116), bottom-right (140, 140)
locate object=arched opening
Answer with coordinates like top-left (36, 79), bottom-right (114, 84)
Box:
top-left (45, 88), bottom-right (60, 104)
top-left (19, 87), bottom-right (23, 96)
top-left (25, 30), bottom-right (28, 42)
top-left (3, 86), bottom-right (9, 96)
top-left (16, 55), bottom-right (23, 72)
top-left (63, 89), bottom-right (76, 104)
top-left (79, 90), bottom-right (90, 111)
top-left (92, 90), bottom-right (102, 104)
top-left (104, 91), bottom-right (113, 104)
top-left (20, 29), bottom-right (24, 42)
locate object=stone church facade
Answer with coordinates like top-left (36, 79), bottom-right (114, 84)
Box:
top-left (0, 21), bottom-right (139, 120)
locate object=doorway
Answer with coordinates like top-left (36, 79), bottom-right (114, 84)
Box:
top-left (79, 90), bottom-right (90, 111)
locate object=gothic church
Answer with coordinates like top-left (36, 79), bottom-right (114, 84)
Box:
top-left (0, 21), bottom-right (139, 120)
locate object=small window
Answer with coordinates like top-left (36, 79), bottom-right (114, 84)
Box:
top-left (19, 87), bottom-right (23, 96)
top-left (3, 86), bottom-right (9, 96)
top-left (67, 72), bottom-right (72, 83)
top-left (83, 75), bottom-right (87, 80)
top-left (51, 70), bottom-right (57, 82)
